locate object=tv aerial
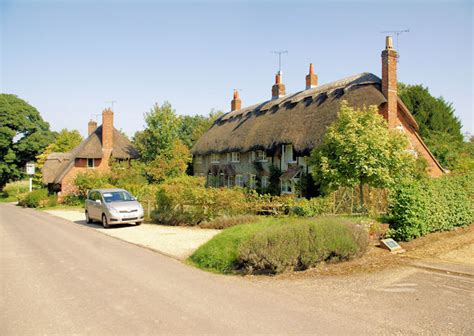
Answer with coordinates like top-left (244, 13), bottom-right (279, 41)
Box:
top-left (380, 29), bottom-right (410, 61)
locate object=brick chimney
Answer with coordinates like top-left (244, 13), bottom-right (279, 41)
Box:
top-left (88, 120), bottom-right (97, 136)
top-left (231, 89), bottom-right (241, 111)
top-left (305, 63), bottom-right (318, 89)
top-left (381, 36), bottom-right (398, 128)
top-left (101, 108), bottom-right (114, 150)
top-left (271, 71), bottom-right (286, 99)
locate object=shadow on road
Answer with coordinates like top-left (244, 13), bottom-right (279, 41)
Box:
top-left (73, 219), bottom-right (134, 230)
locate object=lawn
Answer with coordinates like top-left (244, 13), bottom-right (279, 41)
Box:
top-left (188, 216), bottom-right (369, 274)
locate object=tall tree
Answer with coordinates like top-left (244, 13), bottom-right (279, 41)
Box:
top-left (398, 83), bottom-right (463, 168)
top-left (133, 101), bottom-right (190, 182)
top-left (0, 94), bottom-right (54, 190)
top-left (308, 101), bottom-right (417, 209)
top-left (178, 109), bottom-right (223, 149)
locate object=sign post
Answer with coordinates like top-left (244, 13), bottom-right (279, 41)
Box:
top-left (26, 163), bottom-right (35, 192)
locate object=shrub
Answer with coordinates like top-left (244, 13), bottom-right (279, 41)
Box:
top-left (63, 194), bottom-right (84, 206)
top-left (74, 171), bottom-right (115, 197)
top-left (19, 189), bottom-right (49, 208)
top-left (153, 176), bottom-right (250, 225)
top-left (2, 180), bottom-right (29, 200)
top-left (237, 217), bottom-right (368, 274)
top-left (286, 197), bottom-right (333, 217)
top-left (388, 174), bottom-right (474, 241)
top-left (200, 215), bottom-right (259, 230)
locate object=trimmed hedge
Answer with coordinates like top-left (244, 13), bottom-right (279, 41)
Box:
top-left (19, 189), bottom-right (50, 208)
top-left (388, 174), bottom-right (474, 241)
top-left (237, 218), bottom-right (368, 274)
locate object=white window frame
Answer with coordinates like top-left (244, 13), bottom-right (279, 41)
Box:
top-left (286, 144), bottom-right (297, 164)
top-left (257, 150), bottom-right (267, 162)
top-left (231, 152), bottom-right (240, 163)
top-left (210, 153), bottom-right (220, 163)
top-left (281, 180), bottom-right (293, 194)
top-left (261, 176), bottom-right (269, 189)
top-left (235, 174), bottom-right (243, 187)
top-left (87, 158), bottom-right (95, 168)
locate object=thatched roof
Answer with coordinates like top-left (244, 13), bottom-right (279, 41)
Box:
top-left (42, 126), bottom-right (139, 185)
top-left (192, 73), bottom-right (388, 156)
top-left (42, 153), bottom-right (72, 184)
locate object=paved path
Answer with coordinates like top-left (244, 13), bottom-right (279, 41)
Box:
top-left (43, 209), bottom-right (219, 260)
top-left (1, 204), bottom-right (473, 335)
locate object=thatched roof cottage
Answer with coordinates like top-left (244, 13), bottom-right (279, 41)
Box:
top-left (42, 108), bottom-right (138, 196)
top-left (191, 37), bottom-right (444, 194)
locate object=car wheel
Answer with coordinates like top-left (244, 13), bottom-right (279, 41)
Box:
top-left (85, 211), bottom-right (93, 224)
top-left (135, 221), bottom-right (142, 226)
top-left (102, 214), bottom-right (110, 228)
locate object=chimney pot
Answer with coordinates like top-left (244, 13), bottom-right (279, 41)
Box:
top-left (88, 119), bottom-right (97, 136)
top-left (272, 71), bottom-right (286, 99)
top-left (305, 63), bottom-right (318, 89)
top-left (385, 36), bottom-right (393, 50)
top-left (231, 89), bottom-right (241, 111)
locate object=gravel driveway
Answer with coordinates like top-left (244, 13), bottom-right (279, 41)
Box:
top-left (44, 209), bottom-right (220, 260)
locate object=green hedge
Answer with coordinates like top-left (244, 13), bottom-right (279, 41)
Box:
top-left (237, 217), bottom-right (368, 274)
top-left (18, 189), bottom-right (50, 208)
top-left (388, 174), bottom-right (474, 241)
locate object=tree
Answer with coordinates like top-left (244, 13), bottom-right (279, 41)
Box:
top-left (178, 109), bottom-right (223, 149)
top-left (133, 101), bottom-right (182, 162)
top-left (0, 94), bottom-right (55, 190)
top-left (147, 139), bottom-right (191, 183)
top-left (398, 83), bottom-right (463, 169)
top-left (34, 129), bottom-right (83, 186)
top-left (308, 101), bottom-right (416, 209)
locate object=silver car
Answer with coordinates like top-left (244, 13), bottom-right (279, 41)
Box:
top-left (85, 189), bottom-right (144, 228)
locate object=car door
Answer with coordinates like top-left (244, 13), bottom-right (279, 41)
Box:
top-left (88, 191), bottom-right (100, 219)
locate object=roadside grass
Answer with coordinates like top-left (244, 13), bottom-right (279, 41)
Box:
top-left (37, 204), bottom-right (84, 211)
top-left (0, 180), bottom-right (29, 203)
top-left (188, 216), bottom-right (370, 275)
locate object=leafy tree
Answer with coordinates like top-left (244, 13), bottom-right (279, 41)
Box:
top-left (308, 101), bottom-right (417, 209)
top-left (178, 109), bottom-right (223, 149)
top-left (147, 139), bottom-right (191, 183)
top-left (133, 101), bottom-right (182, 162)
top-left (0, 94), bottom-right (54, 190)
top-left (34, 129), bottom-right (83, 186)
top-left (398, 83), bottom-right (463, 168)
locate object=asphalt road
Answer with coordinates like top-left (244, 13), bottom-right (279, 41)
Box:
top-left (1, 203), bottom-right (473, 335)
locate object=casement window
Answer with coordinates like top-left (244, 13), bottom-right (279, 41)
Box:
top-left (285, 144), bottom-right (297, 164)
top-left (87, 158), bottom-right (95, 168)
top-left (248, 151), bottom-right (255, 163)
top-left (281, 180), bottom-right (293, 193)
top-left (257, 150), bottom-right (267, 162)
top-left (261, 176), bottom-right (269, 189)
top-left (249, 174), bottom-right (256, 189)
top-left (235, 175), bottom-right (243, 187)
top-left (210, 153), bottom-right (220, 163)
top-left (231, 152), bottom-right (240, 163)
top-left (195, 156), bottom-right (203, 164)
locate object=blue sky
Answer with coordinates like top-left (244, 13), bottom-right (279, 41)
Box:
top-left (1, 0), bottom-right (473, 137)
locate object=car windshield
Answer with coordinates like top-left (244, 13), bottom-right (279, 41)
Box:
top-left (101, 191), bottom-right (134, 203)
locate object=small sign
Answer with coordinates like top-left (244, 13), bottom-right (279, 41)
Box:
top-left (380, 238), bottom-right (405, 253)
top-left (26, 163), bottom-right (35, 175)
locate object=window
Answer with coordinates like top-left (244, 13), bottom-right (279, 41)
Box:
top-left (281, 180), bottom-right (293, 193)
top-left (257, 150), bottom-right (267, 162)
top-left (249, 174), bottom-right (256, 188)
top-left (231, 152), bottom-right (240, 163)
top-left (195, 156), bottom-right (202, 164)
top-left (261, 176), bottom-right (269, 189)
top-left (235, 175), bottom-right (243, 187)
top-left (285, 144), bottom-right (297, 163)
top-left (87, 158), bottom-right (95, 168)
top-left (210, 153), bottom-right (219, 163)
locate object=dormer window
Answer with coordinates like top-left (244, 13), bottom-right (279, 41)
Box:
top-left (210, 153), bottom-right (220, 163)
top-left (87, 158), bottom-right (95, 168)
top-left (231, 152), bottom-right (240, 163)
top-left (285, 144), bottom-right (297, 164)
top-left (257, 150), bottom-right (267, 162)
